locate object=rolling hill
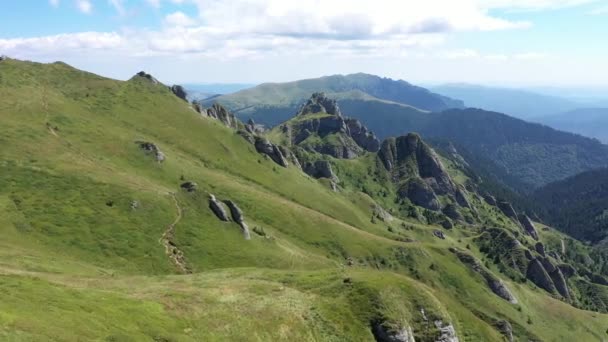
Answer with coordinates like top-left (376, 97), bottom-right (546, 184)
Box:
top-left (3, 58), bottom-right (608, 341)
top-left (200, 73), bottom-right (463, 127)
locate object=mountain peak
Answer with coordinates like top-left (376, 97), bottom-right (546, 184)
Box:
top-left (297, 92), bottom-right (342, 117)
top-left (132, 71), bottom-right (161, 85)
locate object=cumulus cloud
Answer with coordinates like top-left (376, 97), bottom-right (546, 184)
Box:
top-left (164, 11), bottom-right (197, 27)
top-left (76, 0), bottom-right (92, 14)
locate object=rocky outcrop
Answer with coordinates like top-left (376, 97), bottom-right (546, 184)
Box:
top-left (550, 267), bottom-right (570, 299)
top-left (400, 179), bottom-right (441, 211)
top-left (286, 93), bottom-right (380, 159)
top-left (209, 194), bottom-right (230, 222)
top-left (0, 55), bottom-right (7, 61)
top-left (526, 259), bottom-right (556, 294)
top-left (494, 320), bottom-right (513, 342)
top-left (223, 200), bottom-right (251, 240)
top-left (497, 202), bottom-right (518, 221)
top-left (180, 181), bottom-right (197, 192)
top-left (519, 215), bottom-right (539, 240)
top-left (135, 141), bottom-right (165, 162)
top-left (373, 205), bottom-right (393, 223)
top-left (535, 242), bottom-right (546, 257)
top-left (298, 92), bottom-right (342, 116)
top-left (171, 85), bottom-right (188, 101)
top-left (254, 137), bottom-right (289, 167)
top-left (134, 71), bottom-right (160, 84)
top-left (454, 188), bottom-right (473, 210)
top-left (278, 146), bottom-right (301, 169)
top-left (442, 204), bottom-right (463, 221)
top-left (433, 230), bottom-right (446, 239)
top-left (558, 263), bottom-right (576, 278)
top-left (450, 248), bottom-right (518, 304)
top-left (482, 193), bottom-right (497, 206)
top-left (434, 320), bottom-right (459, 342)
top-left (303, 160), bottom-right (339, 182)
top-left (371, 320), bottom-right (415, 342)
top-left (345, 118), bottom-right (380, 152)
top-left (205, 103), bottom-right (239, 129)
top-left (245, 118), bottom-right (266, 134)
top-left (379, 134), bottom-right (461, 212)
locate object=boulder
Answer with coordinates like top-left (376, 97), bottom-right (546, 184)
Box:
top-left (208, 194), bottom-right (230, 222)
top-left (135, 141), bottom-right (165, 162)
top-left (170, 85), bottom-right (188, 101)
top-left (223, 200), bottom-right (251, 240)
top-left (180, 181), bottom-right (197, 192)
top-left (254, 137), bottom-right (289, 168)
top-left (433, 230), bottom-right (446, 239)
top-left (535, 242), bottom-right (546, 257)
top-left (526, 259), bottom-right (556, 294)
top-left (519, 215), bottom-right (539, 240)
top-left (303, 160), bottom-right (339, 182)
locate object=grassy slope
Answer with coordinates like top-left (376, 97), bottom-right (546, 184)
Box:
top-left (1, 59), bottom-right (607, 341)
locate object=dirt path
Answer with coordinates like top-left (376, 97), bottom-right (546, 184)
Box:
top-left (160, 193), bottom-right (191, 274)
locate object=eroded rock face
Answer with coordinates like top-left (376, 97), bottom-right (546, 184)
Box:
top-left (278, 146), bottom-right (301, 169)
top-left (450, 248), bottom-right (518, 304)
top-left (345, 118), bottom-right (380, 152)
top-left (254, 137), bottom-right (289, 168)
top-left (519, 215), bottom-right (539, 240)
top-left (454, 188), bottom-right (473, 210)
top-left (535, 242), bottom-right (546, 257)
top-left (298, 92), bottom-right (342, 116)
top-left (497, 201), bottom-right (518, 221)
top-left (400, 179), bottom-right (441, 211)
top-left (205, 103), bottom-right (239, 129)
top-left (379, 134), bottom-right (458, 210)
top-left (371, 320), bottom-right (415, 342)
top-left (526, 258), bottom-right (556, 294)
top-left (135, 141), bottom-right (165, 162)
top-left (171, 85), bottom-right (188, 101)
top-left (303, 160), bottom-right (339, 182)
top-left (209, 194), bottom-right (230, 222)
top-left (494, 320), bottom-right (514, 342)
top-left (223, 200), bottom-right (251, 240)
top-left (482, 193), bottom-right (497, 206)
top-left (434, 320), bottom-right (459, 342)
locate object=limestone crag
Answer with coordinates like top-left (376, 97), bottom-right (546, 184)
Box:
top-left (371, 320), bottom-right (415, 342)
top-left (204, 103), bottom-right (239, 129)
top-left (223, 200), bottom-right (251, 240)
top-left (135, 141), bottom-right (165, 162)
top-left (209, 194), bottom-right (230, 222)
top-left (298, 92), bottom-right (342, 116)
top-left (171, 85), bottom-right (188, 101)
top-left (134, 71), bottom-right (161, 84)
top-left (255, 137), bottom-right (289, 167)
top-left (434, 320), bottom-right (459, 342)
top-left (526, 258), bottom-right (556, 294)
top-left (303, 160), bottom-right (339, 182)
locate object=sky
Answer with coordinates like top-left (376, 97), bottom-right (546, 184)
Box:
top-left (1, 0), bottom-right (607, 87)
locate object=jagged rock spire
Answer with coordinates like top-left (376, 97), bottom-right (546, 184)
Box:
top-left (297, 92), bottom-right (342, 116)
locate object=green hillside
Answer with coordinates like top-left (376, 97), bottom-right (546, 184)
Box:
top-left (2, 58), bottom-right (608, 341)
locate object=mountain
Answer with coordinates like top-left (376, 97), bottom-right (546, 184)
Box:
top-left (200, 73), bottom-right (464, 126)
top-left (536, 108), bottom-right (608, 143)
top-left (431, 83), bottom-right (579, 120)
top-left (3, 58), bottom-right (608, 340)
top-left (339, 106), bottom-right (608, 191)
top-left (533, 168), bottom-right (608, 243)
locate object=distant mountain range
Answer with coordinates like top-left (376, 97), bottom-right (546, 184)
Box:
top-left (200, 73), bottom-right (464, 126)
top-left (430, 84), bottom-right (580, 120)
top-left (535, 108), bottom-right (608, 143)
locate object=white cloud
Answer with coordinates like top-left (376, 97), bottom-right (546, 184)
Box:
top-left (513, 52), bottom-right (547, 60)
top-left (76, 0), bottom-right (92, 14)
top-left (476, 0), bottom-right (598, 11)
top-left (588, 5), bottom-right (608, 14)
top-left (164, 11), bottom-right (197, 27)
top-left (49, 0), bottom-right (60, 7)
top-left (108, 0), bottom-right (126, 16)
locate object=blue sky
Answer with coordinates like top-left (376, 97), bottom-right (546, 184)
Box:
top-left (1, 0), bottom-right (607, 86)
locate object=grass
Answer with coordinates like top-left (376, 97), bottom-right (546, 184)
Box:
top-left (1, 58), bottom-right (608, 340)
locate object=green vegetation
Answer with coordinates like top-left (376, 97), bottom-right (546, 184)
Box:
top-left (1, 58), bottom-right (608, 341)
